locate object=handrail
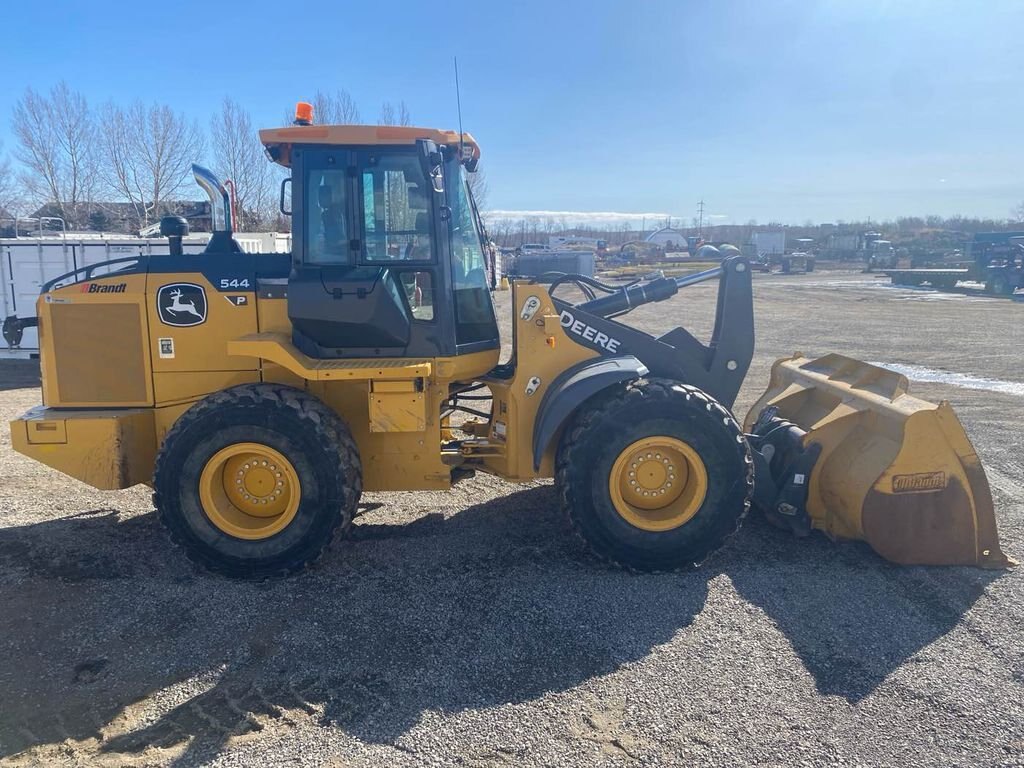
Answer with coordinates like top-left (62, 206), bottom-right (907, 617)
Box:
top-left (0, 215), bottom-right (67, 241)
top-left (41, 256), bottom-right (146, 293)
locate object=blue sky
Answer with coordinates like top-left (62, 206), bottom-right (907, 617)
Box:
top-left (1, 0), bottom-right (1021, 226)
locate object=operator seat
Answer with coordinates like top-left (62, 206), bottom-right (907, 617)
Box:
top-left (319, 184), bottom-right (346, 254)
top-left (405, 211), bottom-right (432, 260)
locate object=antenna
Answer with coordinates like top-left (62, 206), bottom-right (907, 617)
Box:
top-left (454, 56), bottom-right (465, 153)
top-left (697, 199), bottom-right (705, 237)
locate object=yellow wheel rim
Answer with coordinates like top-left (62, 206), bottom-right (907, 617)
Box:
top-left (199, 443), bottom-right (301, 540)
top-left (609, 437), bottom-right (708, 532)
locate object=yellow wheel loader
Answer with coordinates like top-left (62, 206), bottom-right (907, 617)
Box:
top-left (9, 107), bottom-right (1013, 577)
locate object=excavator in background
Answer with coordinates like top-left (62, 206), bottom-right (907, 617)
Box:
top-left (8, 104), bottom-right (1013, 577)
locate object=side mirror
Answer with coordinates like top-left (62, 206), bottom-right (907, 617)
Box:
top-left (430, 163), bottom-right (444, 194)
top-left (419, 142), bottom-right (444, 193)
top-left (280, 177), bottom-right (292, 216)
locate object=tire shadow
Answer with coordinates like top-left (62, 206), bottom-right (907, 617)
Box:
top-left (0, 485), bottom-right (710, 763)
top-left (0, 492), bottom-right (1005, 763)
top-left (0, 360), bottom-right (41, 392)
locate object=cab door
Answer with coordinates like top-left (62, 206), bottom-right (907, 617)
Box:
top-left (287, 142), bottom-right (459, 359)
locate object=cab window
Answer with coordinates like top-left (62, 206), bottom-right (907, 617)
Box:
top-left (446, 155), bottom-right (498, 345)
top-left (306, 169), bottom-right (350, 264)
top-left (361, 153), bottom-right (433, 262)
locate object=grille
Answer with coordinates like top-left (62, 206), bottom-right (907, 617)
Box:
top-left (51, 303), bottom-right (148, 405)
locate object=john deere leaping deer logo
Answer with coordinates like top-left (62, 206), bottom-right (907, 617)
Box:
top-left (157, 283), bottom-right (208, 327)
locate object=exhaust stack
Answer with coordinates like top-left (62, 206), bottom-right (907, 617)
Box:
top-left (192, 164), bottom-right (233, 233)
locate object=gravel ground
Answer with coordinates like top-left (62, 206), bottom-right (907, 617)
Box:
top-left (0, 271), bottom-right (1021, 767)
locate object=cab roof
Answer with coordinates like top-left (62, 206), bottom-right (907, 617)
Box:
top-left (259, 124), bottom-right (480, 169)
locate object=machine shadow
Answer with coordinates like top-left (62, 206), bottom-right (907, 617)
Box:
top-left (0, 359), bottom-right (41, 392)
top-left (0, 490), bottom-right (1000, 763)
top-left (720, 513), bottom-right (1002, 703)
top-left (0, 485), bottom-right (711, 762)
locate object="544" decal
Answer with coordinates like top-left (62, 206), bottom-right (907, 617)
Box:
top-left (219, 278), bottom-right (251, 289)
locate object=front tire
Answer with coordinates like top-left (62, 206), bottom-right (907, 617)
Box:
top-left (556, 380), bottom-right (753, 571)
top-left (154, 384), bottom-right (362, 578)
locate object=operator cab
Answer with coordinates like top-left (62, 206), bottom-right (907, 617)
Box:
top-left (261, 116), bottom-right (498, 360)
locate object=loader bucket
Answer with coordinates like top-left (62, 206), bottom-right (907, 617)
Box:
top-left (745, 353), bottom-right (1013, 568)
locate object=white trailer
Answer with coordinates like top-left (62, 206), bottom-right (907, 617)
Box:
top-left (1, 232), bottom-right (291, 357)
top-left (750, 231), bottom-right (786, 256)
top-left (548, 235), bottom-right (601, 249)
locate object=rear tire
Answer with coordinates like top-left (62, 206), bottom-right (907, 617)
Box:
top-left (556, 379), bottom-right (753, 571)
top-left (154, 384), bottom-right (362, 578)
top-left (987, 274), bottom-right (1012, 295)
top-left (781, 259), bottom-right (791, 274)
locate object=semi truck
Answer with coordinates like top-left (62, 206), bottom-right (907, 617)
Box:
top-left (863, 235), bottom-right (896, 270)
top-left (779, 238), bottom-right (816, 274)
top-left (743, 233), bottom-right (815, 273)
top-left (883, 231), bottom-right (1024, 295)
top-left (820, 232), bottom-right (895, 268)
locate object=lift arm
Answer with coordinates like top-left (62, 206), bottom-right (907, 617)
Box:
top-left (546, 253), bottom-right (754, 408)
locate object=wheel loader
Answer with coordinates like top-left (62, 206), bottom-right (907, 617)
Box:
top-left (8, 104), bottom-right (1013, 577)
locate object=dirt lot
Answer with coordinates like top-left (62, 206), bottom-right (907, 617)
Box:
top-left (0, 271), bottom-right (1021, 767)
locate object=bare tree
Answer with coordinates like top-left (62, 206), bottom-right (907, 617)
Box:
top-left (314, 89), bottom-right (361, 124)
top-left (466, 166), bottom-right (489, 211)
top-left (11, 81), bottom-right (98, 227)
top-left (211, 97), bottom-right (276, 230)
top-left (397, 101), bottom-right (411, 127)
top-left (101, 101), bottom-right (205, 230)
top-left (1013, 201), bottom-right (1024, 222)
top-left (0, 142), bottom-right (20, 217)
top-left (378, 101), bottom-right (412, 126)
top-left (378, 102), bottom-right (396, 126)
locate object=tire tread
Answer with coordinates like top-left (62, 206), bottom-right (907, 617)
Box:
top-left (153, 383), bottom-right (361, 578)
top-left (556, 378), bottom-right (753, 572)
